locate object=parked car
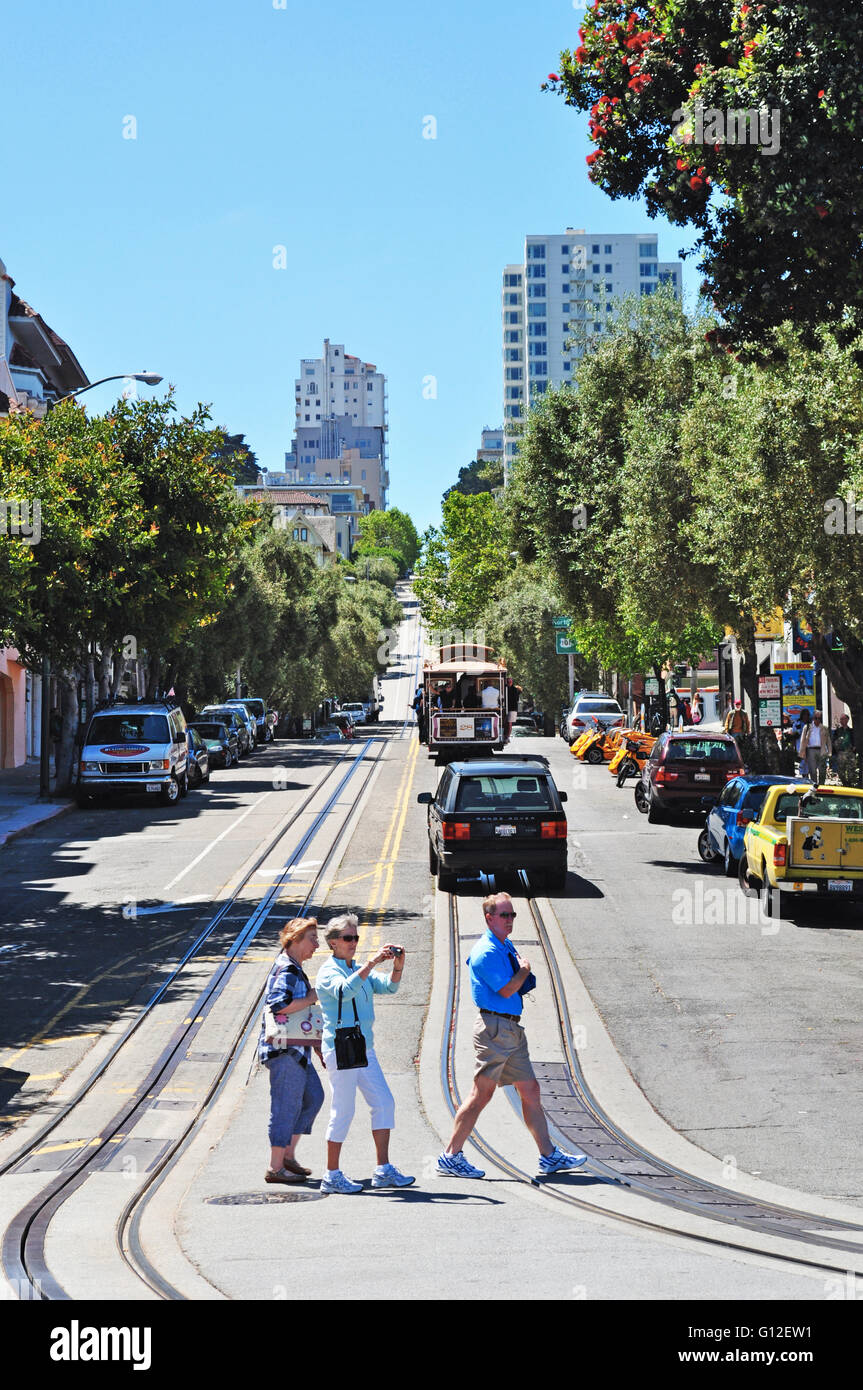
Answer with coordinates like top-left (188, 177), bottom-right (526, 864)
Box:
top-left (315, 723), bottom-right (347, 743)
top-left (564, 694), bottom-right (626, 743)
top-left (185, 727), bottom-right (211, 788)
top-left (330, 712), bottom-right (356, 739)
top-left (77, 700), bottom-right (189, 807)
top-left (417, 755), bottom-right (568, 891)
top-left (340, 702), bottom-right (368, 725)
top-left (226, 697), bottom-right (272, 744)
top-left (511, 717), bottom-right (542, 738)
top-left (199, 705), bottom-right (253, 757)
top-left (739, 782), bottom-right (863, 915)
top-left (187, 720), bottom-right (240, 769)
top-left (636, 732), bottom-right (745, 823)
top-left (700, 774), bottom-right (810, 876)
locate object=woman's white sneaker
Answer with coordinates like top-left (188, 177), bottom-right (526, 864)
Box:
top-left (321, 1169), bottom-right (363, 1194)
top-left (371, 1163), bottom-right (416, 1189)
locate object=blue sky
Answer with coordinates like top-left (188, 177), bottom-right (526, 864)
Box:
top-left (5, 0), bottom-right (698, 533)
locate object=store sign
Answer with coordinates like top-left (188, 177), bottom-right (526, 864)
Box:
top-left (774, 662), bottom-right (816, 726)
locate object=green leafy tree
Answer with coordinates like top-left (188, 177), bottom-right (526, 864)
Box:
top-left (444, 457), bottom-right (504, 499)
top-left (547, 2), bottom-right (863, 341)
top-left (354, 508), bottom-right (420, 574)
top-left (414, 492), bottom-right (510, 637)
top-left (481, 565), bottom-right (571, 724)
top-left (211, 430), bottom-right (260, 486)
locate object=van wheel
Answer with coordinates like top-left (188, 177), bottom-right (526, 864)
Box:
top-left (634, 783), bottom-right (649, 815)
top-left (178, 772), bottom-right (189, 798)
top-left (429, 842), bottom-right (439, 875)
top-left (160, 776), bottom-right (180, 806)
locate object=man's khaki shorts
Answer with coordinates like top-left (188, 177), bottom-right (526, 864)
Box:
top-left (473, 1011), bottom-right (536, 1085)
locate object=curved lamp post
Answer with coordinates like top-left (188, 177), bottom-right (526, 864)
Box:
top-left (40, 372), bottom-right (163, 796)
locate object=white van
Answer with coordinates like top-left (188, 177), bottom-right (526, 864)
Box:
top-left (77, 701), bottom-right (189, 807)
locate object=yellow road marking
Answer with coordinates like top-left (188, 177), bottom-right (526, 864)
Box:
top-left (328, 869), bottom-right (378, 891)
top-left (32, 1136), bottom-right (123, 1157)
top-left (366, 739), bottom-right (420, 950)
top-left (26, 1072), bottom-right (63, 1082)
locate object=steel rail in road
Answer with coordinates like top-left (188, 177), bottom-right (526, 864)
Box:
top-left (2, 736), bottom-right (386, 1300)
top-left (441, 883), bottom-right (863, 1276)
top-left (0, 745), bottom-right (352, 1182)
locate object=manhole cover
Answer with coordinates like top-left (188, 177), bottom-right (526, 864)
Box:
top-left (206, 1191), bottom-right (325, 1205)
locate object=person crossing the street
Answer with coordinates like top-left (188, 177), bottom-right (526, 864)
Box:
top-left (437, 892), bottom-right (588, 1180)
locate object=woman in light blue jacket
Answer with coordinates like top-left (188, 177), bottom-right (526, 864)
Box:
top-left (315, 914), bottom-right (415, 1195)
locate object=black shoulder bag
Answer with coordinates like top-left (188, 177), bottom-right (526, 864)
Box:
top-left (334, 986), bottom-right (368, 1070)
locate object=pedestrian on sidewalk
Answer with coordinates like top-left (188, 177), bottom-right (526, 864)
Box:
top-left (436, 892), bottom-right (588, 1181)
top-left (259, 917), bottom-right (325, 1185)
top-left (833, 714), bottom-right (856, 785)
top-left (724, 699), bottom-right (750, 737)
top-left (799, 711), bottom-right (832, 783)
top-left (315, 914), bottom-right (415, 1194)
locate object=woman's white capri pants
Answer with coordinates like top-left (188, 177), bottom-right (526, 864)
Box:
top-left (322, 1047), bottom-right (395, 1141)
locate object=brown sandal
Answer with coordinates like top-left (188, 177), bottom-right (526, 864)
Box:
top-left (281, 1156), bottom-right (312, 1177)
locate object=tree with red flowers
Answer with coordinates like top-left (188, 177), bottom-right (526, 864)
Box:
top-left (545, 2), bottom-right (863, 344)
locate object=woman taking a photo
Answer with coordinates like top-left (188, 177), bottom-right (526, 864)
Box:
top-left (315, 914), bottom-right (415, 1194)
top-left (259, 916), bottom-right (325, 1184)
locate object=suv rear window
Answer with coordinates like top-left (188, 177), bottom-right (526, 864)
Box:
top-left (88, 714), bottom-right (170, 743)
top-left (455, 774), bottom-right (555, 812)
top-left (576, 699), bottom-right (621, 714)
top-left (666, 739), bottom-right (736, 761)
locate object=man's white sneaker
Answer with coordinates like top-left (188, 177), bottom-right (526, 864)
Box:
top-left (321, 1169), bottom-right (363, 1194)
top-left (371, 1164), bottom-right (416, 1189)
top-left (436, 1150), bottom-right (485, 1179)
top-left (537, 1145), bottom-right (588, 1176)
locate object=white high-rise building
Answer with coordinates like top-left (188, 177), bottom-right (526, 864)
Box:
top-left (285, 339), bottom-right (389, 508)
top-left (502, 230), bottom-right (683, 470)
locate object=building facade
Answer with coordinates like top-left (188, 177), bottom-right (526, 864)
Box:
top-left (477, 427), bottom-right (504, 464)
top-left (502, 230), bottom-right (682, 471)
top-left (238, 479), bottom-right (366, 560)
top-left (1, 257), bottom-right (89, 768)
top-left (284, 339), bottom-right (389, 509)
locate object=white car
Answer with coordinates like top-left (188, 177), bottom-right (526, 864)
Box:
top-left (340, 703), bottom-right (367, 725)
top-left (565, 695), bottom-right (626, 743)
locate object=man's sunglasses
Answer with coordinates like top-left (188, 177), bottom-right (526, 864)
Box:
top-left (339, 934), bottom-right (360, 941)
top-left (496, 911), bottom-right (516, 919)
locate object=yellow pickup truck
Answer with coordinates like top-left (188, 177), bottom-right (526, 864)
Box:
top-left (739, 784), bottom-right (863, 915)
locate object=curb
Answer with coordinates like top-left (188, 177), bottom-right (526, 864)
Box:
top-left (0, 799), bottom-right (75, 850)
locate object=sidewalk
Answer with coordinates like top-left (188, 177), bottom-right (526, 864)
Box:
top-left (0, 761), bottom-right (73, 849)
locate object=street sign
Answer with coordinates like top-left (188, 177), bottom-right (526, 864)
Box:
top-left (555, 633), bottom-right (578, 655)
top-left (644, 678), bottom-right (660, 697)
top-left (552, 616), bottom-right (572, 629)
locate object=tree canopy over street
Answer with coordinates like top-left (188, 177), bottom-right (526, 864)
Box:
top-left (546, 2), bottom-right (863, 342)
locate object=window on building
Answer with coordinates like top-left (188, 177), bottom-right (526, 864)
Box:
top-left (562, 302), bottom-right (570, 312)
top-left (526, 243), bottom-right (546, 258)
top-left (334, 348), bottom-right (340, 355)
top-left (527, 284), bottom-right (546, 298)
top-left (562, 361), bottom-right (570, 371)
top-left (640, 262), bottom-right (658, 277)
top-left (305, 368), bottom-right (315, 376)
top-left (531, 361), bottom-right (548, 376)
top-left (561, 244), bottom-right (569, 255)
top-left (526, 263), bottom-right (546, 279)
top-left (527, 303), bottom-right (546, 317)
top-left (605, 282), bottom-right (613, 293)
top-left (505, 292), bottom-right (519, 306)
top-left (592, 244), bottom-right (600, 254)
top-left (528, 342), bottom-right (547, 356)
top-left (506, 348), bottom-right (521, 362)
top-left (293, 527), bottom-right (299, 540)
top-left (361, 470), bottom-right (366, 480)
top-left (337, 531), bottom-right (343, 548)
top-left (592, 263), bottom-right (600, 274)
top-left (640, 283), bottom-right (656, 295)
top-left (505, 330), bottom-right (520, 343)
top-left (504, 272), bottom-right (521, 287)
top-left (604, 244), bottom-right (612, 254)
top-left (604, 264), bottom-right (612, 274)
top-left (367, 382), bottom-right (373, 390)
top-left (639, 242), bottom-right (657, 258)
top-left (504, 404), bottom-right (521, 419)
top-left (528, 322), bottom-right (547, 336)
top-left (305, 415), bottom-right (310, 421)
top-left (505, 367), bottom-right (524, 380)
top-left (506, 386), bottom-right (522, 399)
top-left (561, 282), bottom-right (570, 293)
top-left (505, 311), bottom-right (521, 324)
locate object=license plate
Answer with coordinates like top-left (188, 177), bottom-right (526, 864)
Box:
top-left (146, 782), bottom-right (161, 793)
top-left (495, 825), bottom-right (517, 837)
top-left (693, 773), bottom-right (710, 782)
top-left (828, 880), bottom-right (853, 892)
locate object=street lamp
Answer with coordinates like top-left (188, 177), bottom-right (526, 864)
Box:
top-left (39, 371), bottom-right (163, 797)
top-left (46, 372), bottom-right (163, 412)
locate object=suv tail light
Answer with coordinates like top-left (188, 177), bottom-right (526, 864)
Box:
top-left (773, 843), bottom-right (787, 867)
top-left (443, 822), bottom-right (471, 841)
top-left (572, 718), bottom-right (585, 729)
top-left (654, 768), bottom-right (678, 784)
top-left (541, 820), bottom-right (567, 839)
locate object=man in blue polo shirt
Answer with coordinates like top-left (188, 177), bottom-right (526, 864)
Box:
top-left (436, 891), bottom-right (588, 1179)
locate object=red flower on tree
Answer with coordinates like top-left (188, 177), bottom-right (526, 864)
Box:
top-left (548, 73), bottom-right (559, 82)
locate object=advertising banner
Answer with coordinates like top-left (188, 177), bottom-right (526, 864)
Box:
top-left (775, 662), bottom-right (816, 728)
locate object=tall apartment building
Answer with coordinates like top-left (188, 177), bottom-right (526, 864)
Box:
top-left (502, 230), bottom-right (683, 470)
top-left (283, 338), bottom-right (389, 509)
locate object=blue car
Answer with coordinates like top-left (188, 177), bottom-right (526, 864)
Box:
top-left (700, 774), bottom-right (810, 876)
